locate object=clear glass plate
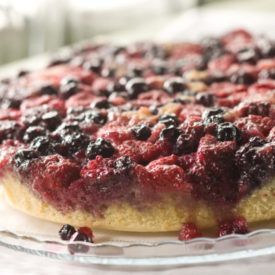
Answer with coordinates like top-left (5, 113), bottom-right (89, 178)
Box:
top-left (1, 229), bottom-right (275, 266)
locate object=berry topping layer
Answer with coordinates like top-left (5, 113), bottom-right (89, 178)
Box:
top-left (0, 29), bottom-right (274, 228)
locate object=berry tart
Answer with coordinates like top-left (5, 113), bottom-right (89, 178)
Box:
top-left (0, 29), bottom-right (274, 238)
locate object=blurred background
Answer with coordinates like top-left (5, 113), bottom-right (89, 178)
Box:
top-left (0, 0), bottom-right (275, 66)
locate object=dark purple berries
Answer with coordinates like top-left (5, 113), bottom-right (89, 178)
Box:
top-left (259, 68), bottom-right (275, 79)
top-left (23, 126), bottom-right (47, 143)
top-left (125, 78), bottom-right (149, 99)
top-left (86, 138), bottom-right (115, 159)
top-left (235, 137), bottom-right (274, 188)
top-left (0, 121), bottom-right (23, 143)
top-left (202, 108), bottom-right (224, 124)
top-left (131, 125), bottom-right (151, 140)
top-left (59, 224), bottom-right (76, 241)
top-left (84, 58), bottom-right (103, 74)
top-left (91, 99), bottom-right (110, 109)
top-left (246, 102), bottom-right (270, 117)
top-left (163, 78), bottom-right (186, 94)
top-left (216, 122), bottom-right (241, 142)
top-left (13, 149), bottom-right (39, 168)
top-left (159, 114), bottom-right (179, 127)
top-left (237, 47), bottom-right (259, 64)
top-left (62, 132), bottom-right (90, 154)
top-left (160, 125), bottom-right (180, 141)
top-left (60, 82), bottom-right (79, 99)
top-left (30, 136), bottom-right (53, 155)
top-left (195, 93), bottom-right (214, 107)
top-left (81, 110), bottom-right (107, 125)
top-left (41, 111), bottom-right (62, 130)
top-left (230, 71), bottom-right (256, 85)
top-left (39, 84), bottom-right (58, 95)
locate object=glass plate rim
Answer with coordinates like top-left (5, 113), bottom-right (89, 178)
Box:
top-left (1, 228), bottom-right (275, 266)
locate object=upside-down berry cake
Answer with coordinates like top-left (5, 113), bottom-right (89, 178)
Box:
top-left (0, 29), bottom-right (274, 238)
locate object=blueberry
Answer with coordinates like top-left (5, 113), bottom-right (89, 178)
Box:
top-left (149, 105), bottom-right (159, 115)
top-left (91, 99), bottom-right (110, 109)
top-left (131, 125), bottom-right (151, 140)
top-left (60, 76), bottom-right (80, 86)
top-left (59, 224), bottom-right (76, 241)
top-left (257, 38), bottom-right (275, 58)
top-left (23, 126), bottom-right (47, 143)
top-left (216, 122), bottom-right (241, 142)
top-left (40, 84), bottom-right (58, 95)
top-left (163, 78), bottom-right (186, 94)
top-left (160, 125), bottom-right (180, 141)
top-left (68, 232), bottom-right (91, 254)
top-left (30, 136), bottom-right (54, 155)
top-left (83, 59), bottom-right (103, 74)
top-left (246, 102), bottom-right (270, 117)
top-left (41, 111), bottom-right (61, 130)
top-left (82, 110), bottom-right (107, 125)
top-left (125, 78), bottom-right (149, 99)
top-left (13, 149), bottom-right (39, 168)
top-left (0, 121), bottom-right (23, 143)
top-left (237, 47), bottom-right (259, 64)
top-left (259, 68), bottom-right (275, 79)
top-left (86, 138), bottom-right (115, 159)
top-left (202, 108), bottom-right (224, 124)
top-left (230, 71), bottom-right (256, 85)
top-left (159, 114), bottom-right (179, 127)
top-left (151, 63), bottom-right (168, 75)
top-left (63, 132), bottom-right (90, 154)
top-left (1, 98), bottom-right (21, 109)
top-left (195, 93), bottom-right (214, 107)
top-left (17, 70), bottom-right (29, 77)
top-left (60, 82), bottom-right (79, 99)
top-left (101, 67), bottom-right (116, 78)
top-left (128, 67), bottom-right (143, 77)
top-left (56, 123), bottom-right (81, 136)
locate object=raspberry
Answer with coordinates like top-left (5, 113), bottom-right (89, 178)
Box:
top-left (218, 217), bottom-right (249, 237)
top-left (178, 223), bottom-right (202, 241)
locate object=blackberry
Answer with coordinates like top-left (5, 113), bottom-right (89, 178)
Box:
top-left (131, 125), bottom-right (151, 140)
top-left (59, 224), bottom-right (76, 241)
top-left (216, 122), bottom-right (241, 142)
top-left (86, 138), bottom-right (115, 159)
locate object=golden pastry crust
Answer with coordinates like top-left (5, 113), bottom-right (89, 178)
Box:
top-left (2, 172), bottom-right (275, 232)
